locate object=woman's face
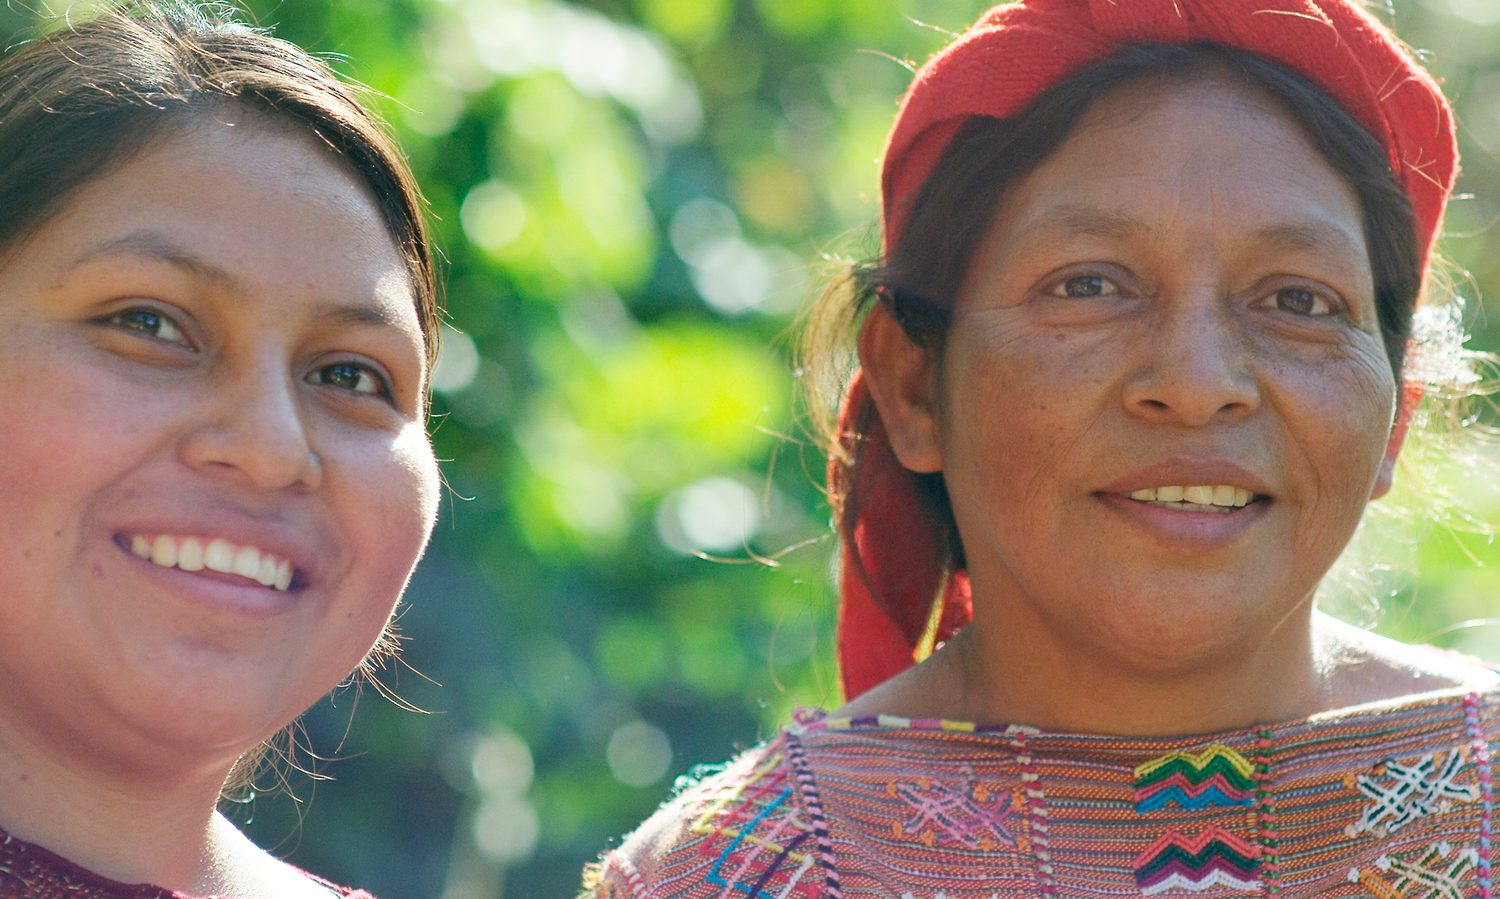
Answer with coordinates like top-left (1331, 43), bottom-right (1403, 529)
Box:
top-left (872, 76), bottom-right (1397, 677)
top-left (0, 117), bottom-right (439, 769)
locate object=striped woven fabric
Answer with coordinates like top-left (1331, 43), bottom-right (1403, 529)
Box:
top-left (583, 688), bottom-right (1500, 899)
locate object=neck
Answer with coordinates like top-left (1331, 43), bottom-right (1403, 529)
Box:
top-left (0, 706), bottom-right (239, 894)
top-left (845, 604), bottom-right (1358, 735)
top-left (845, 606), bottom-right (1484, 734)
top-left (949, 613), bottom-right (1328, 734)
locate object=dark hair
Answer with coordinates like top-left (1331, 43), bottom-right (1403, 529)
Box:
top-left (0, 0), bottom-right (440, 796)
top-left (806, 42), bottom-right (1422, 582)
top-left (0, 0), bottom-right (440, 370)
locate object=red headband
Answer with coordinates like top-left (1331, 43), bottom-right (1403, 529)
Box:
top-left (836, 0), bottom-right (1457, 700)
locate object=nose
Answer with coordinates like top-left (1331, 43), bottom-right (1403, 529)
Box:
top-left (178, 356), bottom-right (322, 494)
top-left (1121, 298), bottom-right (1260, 426)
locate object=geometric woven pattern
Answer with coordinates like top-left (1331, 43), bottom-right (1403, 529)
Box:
top-left (1133, 745), bottom-right (1257, 813)
top-left (1345, 840), bottom-right (1477, 899)
top-left (1130, 825), bottom-right (1260, 893)
top-left (585, 689), bottom-right (1500, 899)
top-left (1350, 751), bottom-right (1480, 837)
top-left (889, 770), bottom-right (1016, 851)
top-left (691, 751), bottom-right (821, 899)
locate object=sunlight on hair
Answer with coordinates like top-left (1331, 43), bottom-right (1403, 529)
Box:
top-left (1319, 263), bottom-right (1500, 654)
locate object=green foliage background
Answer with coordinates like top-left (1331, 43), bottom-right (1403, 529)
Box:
top-left (8, 0), bottom-right (1500, 897)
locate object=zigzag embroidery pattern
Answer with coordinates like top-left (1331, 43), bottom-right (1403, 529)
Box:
top-left (1132, 745), bottom-right (1257, 813)
top-left (1131, 825), bottom-right (1261, 894)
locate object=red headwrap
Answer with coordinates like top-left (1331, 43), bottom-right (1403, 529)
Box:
top-left (835, 0), bottom-right (1458, 700)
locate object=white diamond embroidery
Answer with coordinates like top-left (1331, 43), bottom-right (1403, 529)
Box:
top-left (1348, 752), bottom-right (1479, 837)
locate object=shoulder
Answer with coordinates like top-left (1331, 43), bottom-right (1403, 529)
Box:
top-left (582, 732), bottom-right (830, 899)
top-left (1318, 613), bottom-right (1500, 702)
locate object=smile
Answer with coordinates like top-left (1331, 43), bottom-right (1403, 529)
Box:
top-left (127, 534), bottom-right (294, 591)
top-left (1126, 485), bottom-right (1255, 512)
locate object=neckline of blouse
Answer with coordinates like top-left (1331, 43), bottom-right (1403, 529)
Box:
top-left (794, 682), bottom-right (1500, 745)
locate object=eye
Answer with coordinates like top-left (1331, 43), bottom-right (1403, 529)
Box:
top-left (105, 307), bottom-right (189, 346)
top-left (1269, 287), bottom-right (1336, 316)
top-left (311, 361), bottom-right (390, 398)
top-left (1049, 275), bottom-right (1119, 299)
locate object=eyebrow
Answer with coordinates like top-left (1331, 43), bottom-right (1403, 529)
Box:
top-left (1020, 206), bottom-right (1150, 242)
top-left (1245, 222), bottom-right (1365, 259)
top-left (1018, 205), bottom-right (1365, 259)
top-left (71, 231), bottom-right (238, 286)
top-left (71, 230), bottom-right (416, 331)
top-left (316, 302), bottom-right (411, 331)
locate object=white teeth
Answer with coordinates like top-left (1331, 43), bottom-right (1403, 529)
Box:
top-left (204, 539), bottom-right (235, 573)
top-left (232, 546), bottom-right (260, 579)
top-left (151, 534), bottom-right (177, 568)
top-left (178, 537), bottom-right (204, 572)
top-left (129, 534), bottom-right (293, 591)
top-left (1126, 485), bottom-right (1255, 509)
top-left (255, 554), bottom-right (278, 587)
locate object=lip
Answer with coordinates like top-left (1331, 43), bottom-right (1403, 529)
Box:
top-left (117, 548), bottom-right (303, 617)
top-left (1095, 491), bottom-right (1269, 551)
top-left (1095, 457), bottom-right (1274, 499)
top-left (108, 513), bottom-right (323, 613)
top-left (1093, 457), bottom-right (1274, 551)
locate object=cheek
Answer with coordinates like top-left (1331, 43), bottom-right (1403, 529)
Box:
top-left (937, 322), bottom-right (1117, 501)
top-left (318, 426), bottom-right (438, 674)
top-left (0, 345), bottom-right (158, 548)
top-left (1274, 344), bottom-right (1396, 490)
top-left (342, 424), bottom-right (439, 582)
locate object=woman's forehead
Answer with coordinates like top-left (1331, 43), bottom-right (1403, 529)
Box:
top-left (990, 76), bottom-right (1368, 260)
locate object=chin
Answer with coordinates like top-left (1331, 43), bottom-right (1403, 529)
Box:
top-left (107, 657), bottom-right (346, 760)
top-left (1074, 595), bottom-right (1273, 677)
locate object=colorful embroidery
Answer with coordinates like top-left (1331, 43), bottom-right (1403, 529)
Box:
top-left (690, 749), bottom-right (820, 899)
top-left (1349, 751), bottom-right (1480, 837)
top-left (1007, 725), bottom-right (1057, 899)
top-left (1466, 691), bottom-right (1494, 899)
top-left (1253, 729), bottom-right (1283, 895)
top-left (1132, 744), bottom-right (1257, 813)
top-left (1131, 825), bottom-right (1260, 893)
top-left (783, 733), bottom-right (842, 899)
top-left (1346, 841), bottom-right (1477, 899)
top-left (589, 692), bottom-right (1500, 899)
top-left (888, 772), bottom-right (1016, 851)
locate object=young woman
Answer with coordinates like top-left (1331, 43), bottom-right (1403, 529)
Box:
top-left (0, 3), bottom-right (438, 897)
top-left (584, 0), bottom-right (1500, 896)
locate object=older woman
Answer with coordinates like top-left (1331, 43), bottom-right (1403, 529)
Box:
top-left (0, 3), bottom-right (438, 897)
top-left (583, 0), bottom-right (1500, 896)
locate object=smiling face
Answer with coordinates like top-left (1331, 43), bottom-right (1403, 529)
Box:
top-left (0, 116), bottom-right (440, 774)
top-left (866, 74), bottom-right (1398, 680)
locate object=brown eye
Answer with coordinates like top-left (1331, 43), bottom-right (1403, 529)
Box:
top-left (1273, 288), bottom-right (1330, 315)
top-left (312, 361), bottom-right (388, 398)
top-left (107, 307), bottom-right (188, 345)
top-left (1052, 275), bottom-right (1118, 298)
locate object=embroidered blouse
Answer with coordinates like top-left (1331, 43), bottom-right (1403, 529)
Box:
top-left (0, 825), bottom-right (375, 899)
top-left (584, 687), bottom-right (1500, 899)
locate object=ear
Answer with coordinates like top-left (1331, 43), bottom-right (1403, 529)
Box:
top-left (1371, 383), bottom-right (1421, 500)
top-left (857, 302), bottom-right (944, 474)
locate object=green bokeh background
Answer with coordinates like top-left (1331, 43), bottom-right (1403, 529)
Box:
top-left (8, 0), bottom-right (1500, 897)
